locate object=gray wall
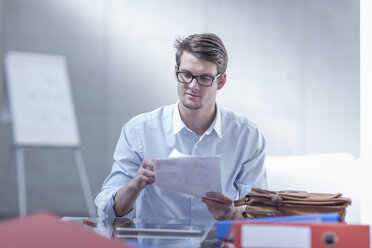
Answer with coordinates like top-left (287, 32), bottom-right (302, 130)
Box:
top-left (0, 0), bottom-right (359, 217)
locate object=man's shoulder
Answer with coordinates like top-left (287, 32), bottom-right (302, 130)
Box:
top-left (219, 107), bottom-right (265, 146)
top-left (220, 106), bottom-right (259, 131)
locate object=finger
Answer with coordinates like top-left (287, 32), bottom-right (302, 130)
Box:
top-left (147, 177), bottom-right (155, 184)
top-left (141, 169), bottom-right (155, 179)
top-left (138, 175), bottom-right (155, 185)
top-left (142, 160), bottom-right (154, 170)
top-left (206, 192), bottom-right (232, 204)
top-left (202, 197), bottom-right (227, 209)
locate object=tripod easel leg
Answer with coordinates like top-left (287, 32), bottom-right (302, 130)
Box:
top-left (16, 148), bottom-right (27, 216)
top-left (73, 149), bottom-right (96, 217)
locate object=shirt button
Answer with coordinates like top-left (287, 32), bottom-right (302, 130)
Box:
top-left (183, 131), bottom-right (187, 135)
top-left (194, 144), bottom-right (198, 148)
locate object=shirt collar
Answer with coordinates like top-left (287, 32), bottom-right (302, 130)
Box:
top-left (173, 100), bottom-right (185, 135)
top-left (206, 104), bottom-right (222, 138)
top-left (172, 100), bottom-right (222, 138)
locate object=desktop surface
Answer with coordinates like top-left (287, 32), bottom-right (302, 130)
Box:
top-left (62, 216), bottom-right (222, 248)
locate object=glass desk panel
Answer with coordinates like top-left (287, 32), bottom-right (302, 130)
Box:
top-left (62, 216), bottom-right (222, 248)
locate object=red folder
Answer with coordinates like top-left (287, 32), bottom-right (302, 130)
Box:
top-left (0, 212), bottom-right (134, 248)
top-left (228, 221), bottom-right (370, 248)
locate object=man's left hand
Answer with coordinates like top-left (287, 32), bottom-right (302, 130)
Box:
top-left (202, 192), bottom-right (240, 220)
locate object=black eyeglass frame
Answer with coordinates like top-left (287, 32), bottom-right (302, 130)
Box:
top-left (176, 70), bottom-right (221, 87)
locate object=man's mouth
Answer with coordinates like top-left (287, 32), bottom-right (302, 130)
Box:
top-left (186, 92), bottom-right (200, 98)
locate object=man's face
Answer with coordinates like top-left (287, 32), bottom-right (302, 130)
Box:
top-left (176, 52), bottom-right (224, 111)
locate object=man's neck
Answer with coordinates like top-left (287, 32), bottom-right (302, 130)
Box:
top-left (178, 102), bottom-right (216, 138)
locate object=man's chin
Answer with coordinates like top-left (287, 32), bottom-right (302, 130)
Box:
top-left (181, 100), bottom-right (202, 110)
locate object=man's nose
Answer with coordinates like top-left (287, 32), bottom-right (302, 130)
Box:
top-left (188, 77), bottom-right (199, 89)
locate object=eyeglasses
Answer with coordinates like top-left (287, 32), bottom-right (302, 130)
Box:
top-left (176, 70), bottom-right (221, 87)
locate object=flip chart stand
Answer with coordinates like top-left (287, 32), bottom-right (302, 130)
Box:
top-left (15, 146), bottom-right (96, 217)
top-left (3, 51), bottom-right (96, 217)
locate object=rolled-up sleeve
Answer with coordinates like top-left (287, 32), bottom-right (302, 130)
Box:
top-left (235, 128), bottom-right (267, 199)
top-left (95, 121), bottom-right (143, 218)
top-left (95, 187), bottom-right (121, 218)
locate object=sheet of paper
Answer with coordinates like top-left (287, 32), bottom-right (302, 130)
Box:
top-left (154, 153), bottom-right (222, 198)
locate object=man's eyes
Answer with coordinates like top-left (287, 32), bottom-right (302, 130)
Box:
top-left (199, 75), bottom-right (213, 81)
top-left (182, 72), bottom-right (193, 78)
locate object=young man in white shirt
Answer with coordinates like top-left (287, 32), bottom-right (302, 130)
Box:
top-left (95, 33), bottom-right (267, 224)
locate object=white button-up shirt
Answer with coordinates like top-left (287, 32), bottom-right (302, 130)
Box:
top-left (95, 102), bottom-right (267, 225)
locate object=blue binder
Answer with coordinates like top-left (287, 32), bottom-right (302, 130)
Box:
top-left (216, 212), bottom-right (341, 239)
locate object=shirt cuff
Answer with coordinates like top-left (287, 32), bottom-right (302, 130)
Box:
top-left (95, 187), bottom-right (134, 218)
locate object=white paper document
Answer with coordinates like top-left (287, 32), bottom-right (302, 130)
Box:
top-left (153, 153), bottom-right (222, 198)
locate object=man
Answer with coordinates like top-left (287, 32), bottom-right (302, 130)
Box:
top-left (95, 33), bottom-right (267, 224)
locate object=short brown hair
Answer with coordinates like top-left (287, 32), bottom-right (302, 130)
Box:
top-left (174, 33), bottom-right (228, 74)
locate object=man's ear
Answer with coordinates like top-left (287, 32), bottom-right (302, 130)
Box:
top-left (174, 65), bottom-right (178, 79)
top-left (217, 73), bottom-right (226, 90)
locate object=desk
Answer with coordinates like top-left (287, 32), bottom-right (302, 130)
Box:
top-left (62, 216), bottom-right (222, 248)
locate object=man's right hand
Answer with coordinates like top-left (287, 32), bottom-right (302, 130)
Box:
top-left (114, 159), bottom-right (155, 217)
top-left (130, 159), bottom-right (155, 191)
